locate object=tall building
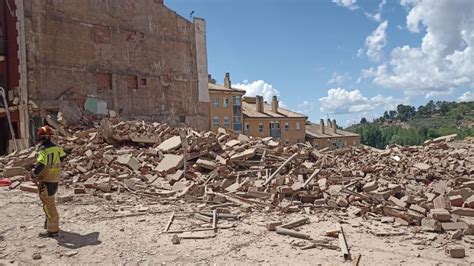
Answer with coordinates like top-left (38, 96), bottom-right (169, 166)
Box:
top-left (305, 119), bottom-right (360, 149)
top-left (0, 0), bottom-right (210, 154)
top-left (208, 73), bottom-right (245, 133)
top-left (242, 96), bottom-right (307, 145)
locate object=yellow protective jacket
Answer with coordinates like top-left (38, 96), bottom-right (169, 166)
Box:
top-left (33, 141), bottom-right (66, 183)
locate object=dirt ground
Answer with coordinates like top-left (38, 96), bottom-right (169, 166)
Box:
top-left (0, 187), bottom-right (472, 265)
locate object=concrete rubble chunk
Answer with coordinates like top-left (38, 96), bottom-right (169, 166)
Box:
top-left (157, 136), bottom-right (182, 152)
top-left (413, 162), bottom-right (431, 170)
top-left (430, 209), bottom-right (451, 222)
top-left (117, 154), bottom-right (140, 171)
top-left (155, 154), bottom-right (184, 173)
top-left (3, 166), bottom-right (26, 178)
top-left (362, 180), bottom-right (378, 192)
top-left (421, 218), bottom-right (442, 232)
top-left (447, 246), bottom-right (465, 258)
top-left (196, 158), bottom-right (217, 170)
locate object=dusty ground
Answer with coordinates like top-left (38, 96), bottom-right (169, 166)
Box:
top-left (0, 187), bottom-right (472, 265)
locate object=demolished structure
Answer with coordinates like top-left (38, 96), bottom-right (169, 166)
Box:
top-left (1, 118), bottom-right (473, 258)
top-left (0, 0), bottom-right (210, 154)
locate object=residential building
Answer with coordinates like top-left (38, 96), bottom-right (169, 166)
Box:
top-left (305, 119), bottom-right (360, 149)
top-left (242, 96), bottom-right (307, 145)
top-left (0, 0), bottom-right (210, 154)
top-left (208, 73), bottom-right (245, 132)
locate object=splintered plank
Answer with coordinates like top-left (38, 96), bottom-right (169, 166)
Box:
top-left (163, 212), bottom-right (175, 233)
top-left (264, 153), bottom-right (298, 186)
top-left (337, 223), bottom-right (351, 261)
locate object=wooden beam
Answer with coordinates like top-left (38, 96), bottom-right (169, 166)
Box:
top-left (281, 217), bottom-right (309, 229)
top-left (303, 169), bottom-right (320, 188)
top-left (275, 227), bottom-right (311, 239)
top-left (337, 223), bottom-right (351, 261)
top-left (264, 153), bottom-right (298, 186)
top-left (212, 210), bottom-right (218, 233)
top-left (163, 212), bottom-right (175, 233)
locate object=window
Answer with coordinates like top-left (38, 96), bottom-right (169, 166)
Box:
top-left (285, 139), bottom-right (290, 145)
top-left (245, 123), bottom-right (250, 131)
top-left (296, 122), bottom-right (301, 131)
top-left (353, 140), bottom-right (357, 145)
top-left (297, 138), bottom-right (301, 143)
top-left (213, 97), bottom-right (218, 108)
top-left (258, 123), bottom-right (264, 133)
top-left (127, 75), bottom-right (138, 90)
top-left (233, 116), bottom-right (240, 123)
top-left (223, 98), bottom-right (229, 108)
top-left (224, 117), bottom-right (230, 128)
top-left (213, 116), bottom-right (219, 128)
top-left (96, 73), bottom-right (112, 90)
top-left (140, 78), bottom-right (147, 86)
top-left (232, 96), bottom-right (241, 106)
top-left (285, 122), bottom-right (289, 131)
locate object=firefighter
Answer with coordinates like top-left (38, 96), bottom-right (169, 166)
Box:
top-left (31, 126), bottom-right (66, 238)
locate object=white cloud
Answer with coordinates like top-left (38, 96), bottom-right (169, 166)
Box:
top-left (425, 88), bottom-right (455, 99)
top-left (332, 0), bottom-right (358, 10)
top-left (365, 12), bottom-right (381, 22)
top-left (297, 101), bottom-right (316, 113)
top-left (362, 21), bottom-right (388, 62)
top-left (328, 72), bottom-right (352, 85)
top-left (458, 91), bottom-right (474, 102)
top-left (233, 80), bottom-right (280, 103)
top-left (363, 0), bottom-right (474, 98)
top-left (318, 88), bottom-right (403, 114)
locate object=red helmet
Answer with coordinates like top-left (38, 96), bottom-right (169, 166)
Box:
top-left (37, 126), bottom-right (54, 138)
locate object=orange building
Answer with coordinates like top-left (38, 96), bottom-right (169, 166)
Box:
top-left (208, 73), bottom-right (245, 133)
top-left (242, 96), bottom-right (307, 145)
top-left (305, 119), bottom-right (360, 149)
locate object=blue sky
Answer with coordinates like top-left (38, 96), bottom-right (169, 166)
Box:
top-left (167, 0), bottom-right (474, 127)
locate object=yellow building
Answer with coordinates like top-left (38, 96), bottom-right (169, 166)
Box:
top-left (242, 96), bottom-right (307, 145)
top-left (208, 73), bottom-right (245, 133)
top-left (305, 119), bottom-right (360, 149)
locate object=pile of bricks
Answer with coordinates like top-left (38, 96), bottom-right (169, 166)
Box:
top-left (1, 119), bottom-right (473, 256)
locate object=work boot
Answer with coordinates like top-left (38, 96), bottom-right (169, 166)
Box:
top-left (38, 230), bottom-right (59, 238)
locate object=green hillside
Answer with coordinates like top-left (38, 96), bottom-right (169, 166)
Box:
top-left (346, 100), bottom-right (474, 149)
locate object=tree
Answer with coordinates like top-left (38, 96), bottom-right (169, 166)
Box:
top-left (389, 110), bottom-right (397, 119)
top-left (383, 111), bottom-right (390, 120)
top-left (360, 117), bottom-right (367, 124)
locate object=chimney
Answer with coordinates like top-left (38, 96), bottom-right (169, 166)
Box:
top-left (332, 119), bottom-right (337, 133)
top-left (327, 118), bottom-right (332, 129)
top-left (224, 72), bottom-right (231, 88)
top-left (256, 95), bottom-right (264, 113)
top-left (208, 74), bottom-right (216, 84)
top-left (320, 119), bottom-right (325, 134)
top-left (271, 96), bottom-right (279, 113)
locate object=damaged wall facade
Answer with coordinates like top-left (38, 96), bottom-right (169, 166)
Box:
top-left (23, 0), bottom-right (209, 130)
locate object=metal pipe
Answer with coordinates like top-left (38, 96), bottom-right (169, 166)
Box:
top-left (0, 86), bottom-right (18, 152)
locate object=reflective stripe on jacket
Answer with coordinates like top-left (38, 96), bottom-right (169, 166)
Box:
top-left (36, 146), bottom-right (65, 182)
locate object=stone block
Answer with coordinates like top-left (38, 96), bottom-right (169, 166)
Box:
top-left (430, 208), bottom-right (451, 222)
top-left (449, 195), bottom-right (464, 207)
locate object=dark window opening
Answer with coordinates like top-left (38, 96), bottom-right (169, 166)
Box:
top-left (96, 73), bottom-right (112, 90)
top-left (128, 75), bottom-right (138, 90)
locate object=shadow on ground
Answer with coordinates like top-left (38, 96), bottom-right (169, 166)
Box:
top-left (56, 231), bottom-right (101, 249)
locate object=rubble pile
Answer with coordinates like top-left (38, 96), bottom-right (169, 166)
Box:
top-left (1, 120), bottom-right (474, 248)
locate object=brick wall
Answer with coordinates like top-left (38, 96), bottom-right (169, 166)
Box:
top-left (23, 0), bottom-right (209, 130)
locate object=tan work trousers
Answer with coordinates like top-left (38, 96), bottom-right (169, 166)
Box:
top-left (38, 182), bottom-right (59, 233)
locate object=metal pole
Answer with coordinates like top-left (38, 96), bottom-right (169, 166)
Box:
top-left (0, 87), bottom-right (18, 152)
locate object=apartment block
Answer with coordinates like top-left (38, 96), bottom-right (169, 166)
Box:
top-left (242, 96), bottom-right (307, 145)
top-left (305, 119), bottom-right (360, 149)
top-left (208, 73), bottom-right (245, 133)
